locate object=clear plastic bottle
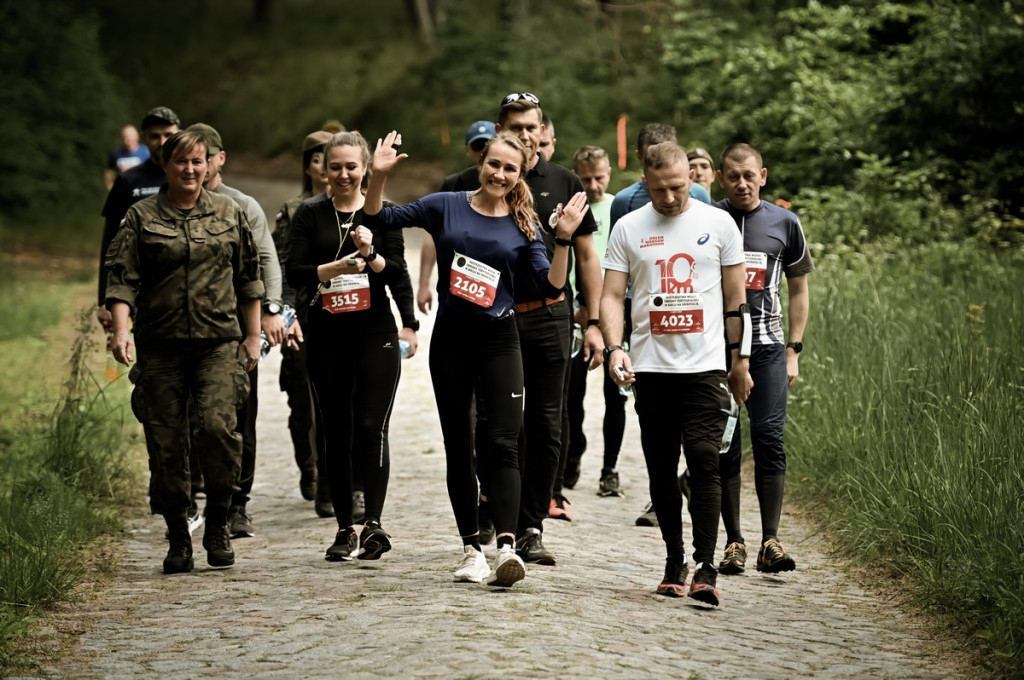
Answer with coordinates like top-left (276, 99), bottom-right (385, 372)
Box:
top-left (104, 332), bottom-right (121, 382)
top-left (720, 393), bottom-right (740, 453)
top-left (570, 323), bottom-right (583, 358)
top-left (399, 338), bottom-right (412, 359)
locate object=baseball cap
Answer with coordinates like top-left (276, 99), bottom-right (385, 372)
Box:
top-left (465, 121), bottom-right (496, 147)
top-left (687, 147), bottom-right (714, 168)
top-left (186, 123), bottom-right (224, 154)
top-left (303, 130), bottom-right (333, 153)
top-left (141, 106), bottom-right (180, 130)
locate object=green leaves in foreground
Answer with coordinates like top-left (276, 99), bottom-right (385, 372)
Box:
top-left (788, 244), bottom-right (1024, 674)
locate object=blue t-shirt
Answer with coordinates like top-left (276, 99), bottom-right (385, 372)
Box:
top-left (107, 146), bottom-right (150, 174)
top-left (364, 192), bottom-right (559, 319)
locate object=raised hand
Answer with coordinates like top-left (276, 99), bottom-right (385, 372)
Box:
top-left (553, 191), bottom-right (590, 240)
top-left (373, 130), bottom-right (409, 175)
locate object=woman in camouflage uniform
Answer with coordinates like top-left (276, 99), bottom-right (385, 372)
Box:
top-left (107, 130), bottom-right (264, 575)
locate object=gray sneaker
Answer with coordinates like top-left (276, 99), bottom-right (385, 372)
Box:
top-left (228, 505), bottom-right (254, 538)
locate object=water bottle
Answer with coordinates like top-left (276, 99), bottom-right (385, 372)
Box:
top-left (399, 338), bottom-right (412, 359)
top-left (570, 323), bottom-right (583, 358)
top-left (104, 332), bottom-right (122, 382)
top-left (720, 393), bottom-right (740, 453)
top-left (260, 305), bottom-right (297, 359)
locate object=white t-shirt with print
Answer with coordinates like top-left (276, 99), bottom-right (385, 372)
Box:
top-left (603, 200), bottom-right (744, 374)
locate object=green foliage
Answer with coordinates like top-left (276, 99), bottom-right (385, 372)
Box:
top-left (0, 307), bottom-right (138, 668)
top-left (0, 1), bottom-right (122, 228)
top-left (788, 244), bottom-right (1024, 676)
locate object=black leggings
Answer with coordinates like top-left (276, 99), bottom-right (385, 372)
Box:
top-left (633, 370), bottom-right (729, 565)
top-left (307, 328), bottom-right (400, 528)
top-left (430, 314), bottom-right (524, 538)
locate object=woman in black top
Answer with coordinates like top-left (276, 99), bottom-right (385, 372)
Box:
top-left (286, 131), bottom-right (418, 562)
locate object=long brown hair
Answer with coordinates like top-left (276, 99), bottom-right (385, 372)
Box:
top-left (479, 131), bottom-right (539, 241)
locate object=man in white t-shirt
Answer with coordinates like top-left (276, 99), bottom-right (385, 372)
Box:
top-left (600, 142), bottom-right (751, 607)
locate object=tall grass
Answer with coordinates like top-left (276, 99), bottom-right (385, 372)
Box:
top-left (0, 308), bottom-right (138, 668)
top-left (788, 241), bottom-right (1024, 674)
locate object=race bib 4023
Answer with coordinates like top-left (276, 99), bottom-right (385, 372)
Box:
top-left (649, 293), bottom-right (704, 335)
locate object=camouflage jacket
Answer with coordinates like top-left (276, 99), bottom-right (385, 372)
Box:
top-left (105, 187), bottom-right (265, 344)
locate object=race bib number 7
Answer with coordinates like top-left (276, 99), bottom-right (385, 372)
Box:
top-left (322, 274), bottom-right (370, 314)
top-left (649, 293), bottom-right (704, 335)
top-left (745, 251), bottom-right (767, 291)
top-left (450, 253), bottom-right (499, 308)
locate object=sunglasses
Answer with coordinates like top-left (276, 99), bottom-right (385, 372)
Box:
top-left (501, 92), bottom-right (540, 106)
top-left (574, 148), bottom-right (608, 163)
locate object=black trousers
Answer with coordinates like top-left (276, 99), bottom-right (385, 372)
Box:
top-left (633, 370), bottom-right (730, 565)
top-left (432, 314), bottom-right (524, 538)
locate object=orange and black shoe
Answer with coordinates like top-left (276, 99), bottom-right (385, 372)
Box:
top-left (655, 558), bottom-right (688, 597)
top-left (718, 541), bottom-right (748, 575)
top-left (688, 562), bottom-right (720, 606)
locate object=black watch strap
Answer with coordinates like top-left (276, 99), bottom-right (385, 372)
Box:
top-left (787, 341), bottom-right (803, 353)
top-left (603, 344), bottom-right (624, 361)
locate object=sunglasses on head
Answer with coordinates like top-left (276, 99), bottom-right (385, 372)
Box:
top-left (501, 92), bottom-right (540, 106)
top-left (575, 148), bottom-right (608, 163)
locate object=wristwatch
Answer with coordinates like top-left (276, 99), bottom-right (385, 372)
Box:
top-left (360, 245), bottom-right (377, 262)
top-left (603, 344), bottom-right (624, 362)
top-left (786, 341), bottom-right (803, 354)
top-left (263, 302), bottom-right (282, 315)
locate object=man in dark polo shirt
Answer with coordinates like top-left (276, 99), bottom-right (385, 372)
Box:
top-left (97, 106), bottom-right (180, 330)
top-left (446, 93), bottom-right (604, 565)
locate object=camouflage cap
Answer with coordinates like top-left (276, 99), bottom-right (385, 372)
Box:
top-left (687, 147), bottom-right (715, 169)
top-left (141, 106), bottom-right (180, 130)
top-left (186, 123), bottom-right (224, 154)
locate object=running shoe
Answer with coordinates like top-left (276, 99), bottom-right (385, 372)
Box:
top-left (688, 562), bottom-right (720, 606)
top-left (487, 545), bottom-right (526, 588)
top-left (756, 538), bottom-right (796, 573)
top-left (202, 522), bottom-right (235, 568)
top-left (655, 559), bottom-right (689, 597)
top-left (516, 527), bottom-right (555, 565)
top-left (186, 499), bottom-right (204, 535)
top-left (325, 527), bottom-right (359, 562)
top-left (548, 494), bottom-right (573, 521)
top-left (358, 521), bottom-right (392, 560)
top-left (598, 469), bottom-right (623, 497)
top-left (478, 498), bottom-right (496, 545)
top-left (718, 541), bottom-right (748, 575)
top-left (562, 454), bottom-right (582, 489)
top-left (453, 545), bottom-right (490, 583)
top-left (635, 501), bottom-right (659, 527)
top-left (228, 505), bottom-right (254, 538)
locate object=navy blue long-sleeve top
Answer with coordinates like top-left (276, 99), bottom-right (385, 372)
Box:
top-left (363, 191), bottom-right (559, 319)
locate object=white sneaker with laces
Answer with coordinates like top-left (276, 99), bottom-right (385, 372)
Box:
top-left (486, 545), bottom-right (526, 588)
top-left (453, 546), bottom-right (490, 583)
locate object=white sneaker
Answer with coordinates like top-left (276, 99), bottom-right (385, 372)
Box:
top-left (453, 545), bottom-right (490, 583)
top-left (486, 545), bottom-right (526, 588)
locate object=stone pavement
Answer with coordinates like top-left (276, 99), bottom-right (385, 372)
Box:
top-left (29, 184), bottom-right (961, 679)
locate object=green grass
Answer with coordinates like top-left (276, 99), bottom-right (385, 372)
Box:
top-left (0, 290), bottom-right (140, 669)
top-left (787, 241), bottom-right (1024, 675)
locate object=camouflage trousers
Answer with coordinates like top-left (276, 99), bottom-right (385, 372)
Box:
top-left (131, 340), bottom-right (250, 521)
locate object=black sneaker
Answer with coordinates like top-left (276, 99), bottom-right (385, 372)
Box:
top-left (478, 499), bottom-right (496, 545)
top-left (202, 522), bottom-right (235, 568)
top-left (163, 519), bottom-right (194, 574)
top-left (325, 527), bottom-right (359, 562)
top-left (718, 541), bottom-right (747, 575)
top-left (314, 482), bottom-right (335, 518)
top-left (688, 562), bottom-right (720, 606)
top-left (299, 468), bottom-right (316, 501)
top-left (598, 469), bottom-right (623, 497)
top-left (358, 522), bottom-right (392, 560)
top-left (562, 454), bottom-right (582, 489)
top-left (352, 490), bottom-right (366, 524)
top-left (516, 527), bottom-right (555, 565)
top-left (635, 502), bottom-right (659, 527)
top-left (756, 538), bottom-right (796, 573)
top-left (655, 559), bottom-right (688, 597)
top-left (228, 505), bottom-right (254, 538)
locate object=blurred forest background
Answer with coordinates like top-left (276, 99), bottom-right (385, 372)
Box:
top-left (0, 0), bottom-right (1022, 249)
top-left (0, 0), bottom-right (1022, 674)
